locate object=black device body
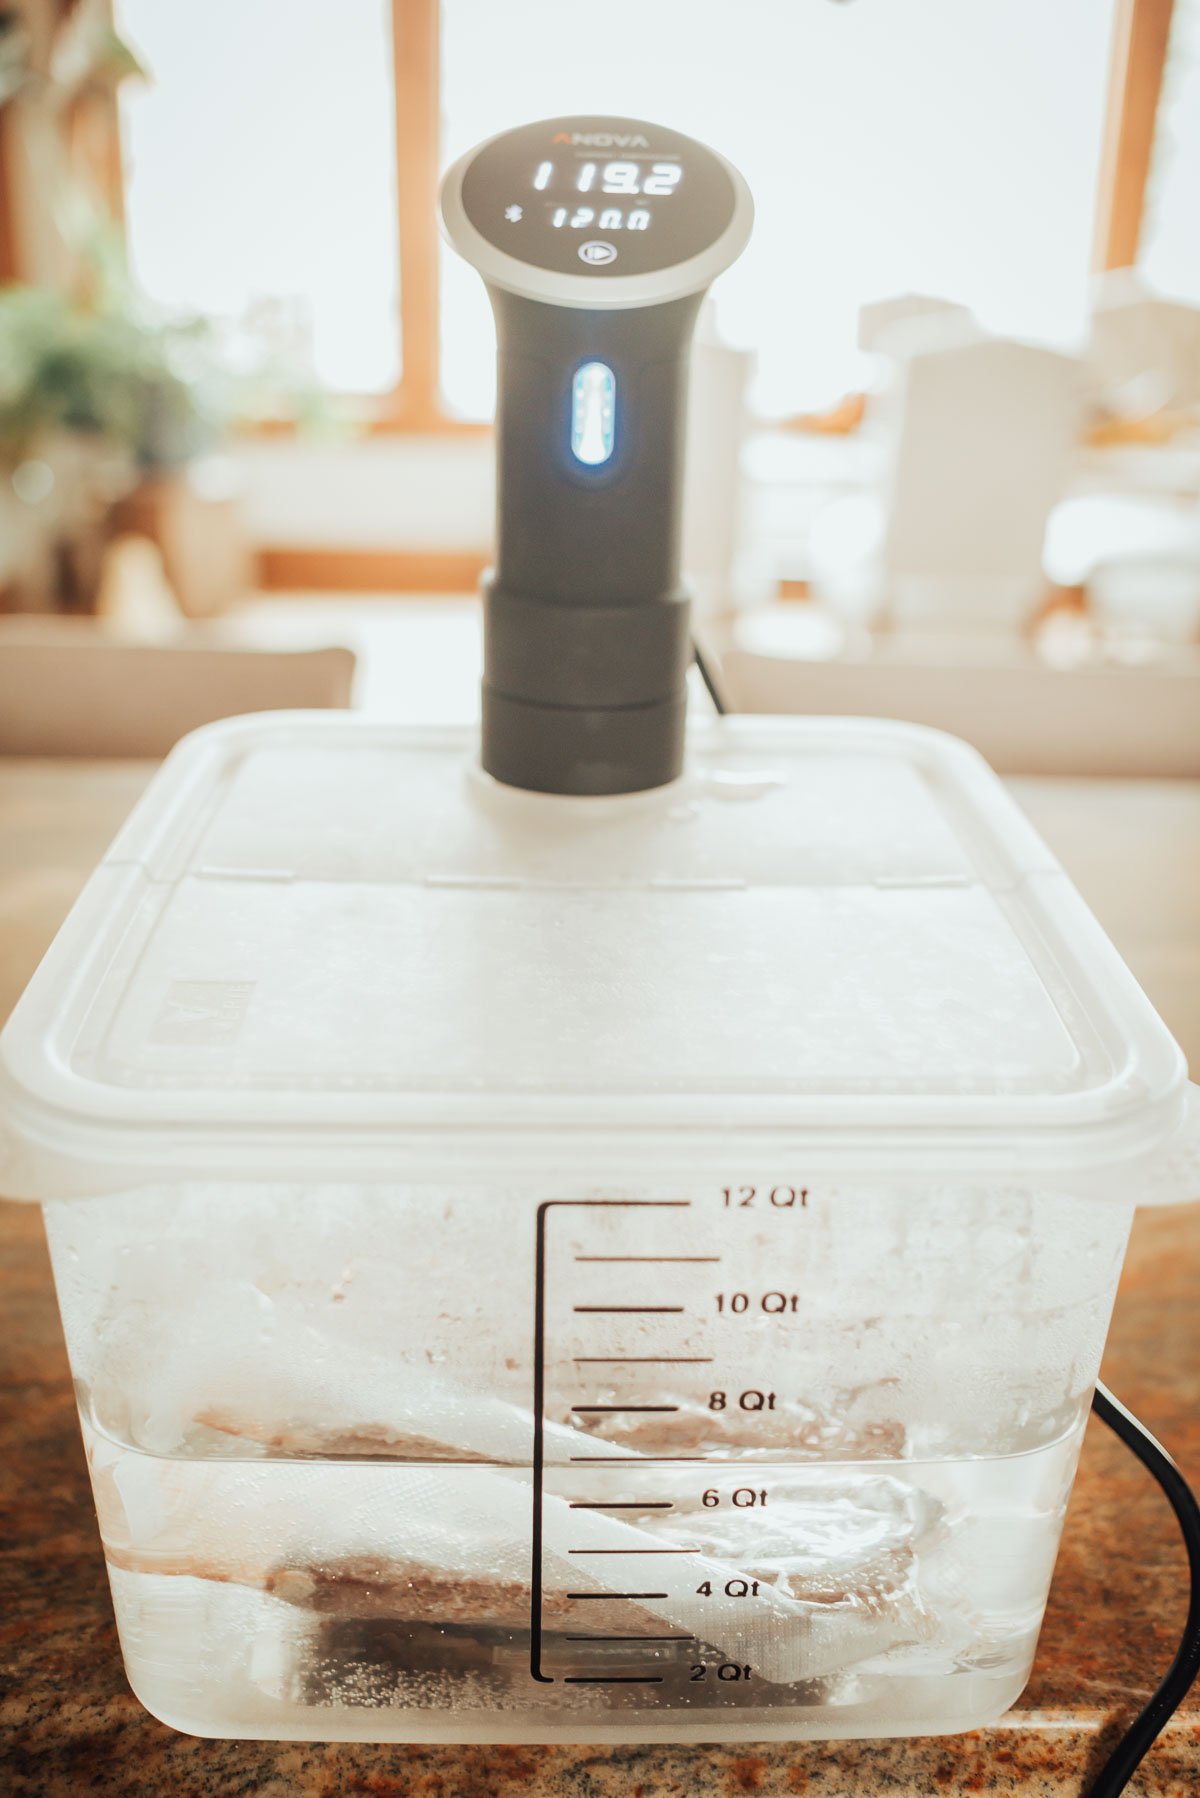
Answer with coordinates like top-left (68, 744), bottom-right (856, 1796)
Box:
top-left (442, 115), bottom-right (750, 795)
top-left (483, 289), bottom-right (703, 795)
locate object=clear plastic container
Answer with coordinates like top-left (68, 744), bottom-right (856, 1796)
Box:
top-left (2, 713), bottom-right (1196, 1745)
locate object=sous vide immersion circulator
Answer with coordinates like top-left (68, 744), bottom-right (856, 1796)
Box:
top-left (440, 116), bottom-right (753, 795)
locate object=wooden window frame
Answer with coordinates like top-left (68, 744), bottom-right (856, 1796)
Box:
top-left (1092, 0), bottom-right (1176, 273)
top-left (380, 0), bottom-right (1178, 439)
top-left (127, 0), bottom-right (1184, 436)
top-left (266, 0), bottom-right (1181, 439)
top-left (233, 0), bottom-right (487, 439)
top-left (375, 0), bottom-right (485, 435)
top-left (0, 0), bottom-right (1179, 595)
top-left (780, 0), bottom-right (1177, 436)
top-left (1, 0), bottom-right (1180, 432)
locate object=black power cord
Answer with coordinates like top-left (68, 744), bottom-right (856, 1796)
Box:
top-left (1085, 1383), bottom-right (1200, 1796)
top-left (691, 638), bottom-right (1200, 1794)
top-left (690, 638), bottom-right (732, 720)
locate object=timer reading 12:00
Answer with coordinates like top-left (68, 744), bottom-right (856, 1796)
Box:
top-left (520, 157), bottom-right (683, 233)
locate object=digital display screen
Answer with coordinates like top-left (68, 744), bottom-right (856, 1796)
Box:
top-left (460, 117), bottom-right (736, 279)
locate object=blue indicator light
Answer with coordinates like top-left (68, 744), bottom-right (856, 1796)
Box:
top-left (570, 361), bottom-right (616, 465)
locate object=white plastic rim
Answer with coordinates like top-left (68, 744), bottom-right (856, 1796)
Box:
top-left (0, 713), bottom-right (1195, 1201)
top-left (438, 124), bottom-right (755, 311)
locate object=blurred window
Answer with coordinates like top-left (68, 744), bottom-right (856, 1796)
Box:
top-left (115, 0), bottom-right (1122, 420)
top-left (116, 0), bottom-right (401, 394)
top-left (440, 0), bottom-right (1119, 419)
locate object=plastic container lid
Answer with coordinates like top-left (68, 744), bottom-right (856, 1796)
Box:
top-left (0, 714), bottom-right (1194, 1197)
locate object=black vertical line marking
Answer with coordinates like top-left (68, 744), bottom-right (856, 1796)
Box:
top-left (531, 1201), bottom-right (552, 1683)
top-left (529, 1198), bottom-right (692, 1686)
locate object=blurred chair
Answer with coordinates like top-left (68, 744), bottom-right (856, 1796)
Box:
top-left (808, 334), bottom-right (1083, 630)
top-left (1045, 493), bottom-right (1200, 643)
top-left (683, 303), bottom-right (753, 620)
top-left (0, 618), bottom-right (356, 757)
top-left (1087, 270), bottom-right (1200, 418)
top-left (857, 293), bottom-right (976, 358)
top-left (108, 459), bottom-right (254, 620)
top-left (721, 633), bottom-right (1200, 777)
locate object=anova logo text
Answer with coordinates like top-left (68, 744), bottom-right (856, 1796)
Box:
top-left (552, 132), bottom-right (650, 148)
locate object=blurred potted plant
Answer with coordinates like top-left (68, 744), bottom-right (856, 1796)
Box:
top-left (0, 275), bottom-right (242, 610)
top-left (0, 2), bottom-right (326, 616)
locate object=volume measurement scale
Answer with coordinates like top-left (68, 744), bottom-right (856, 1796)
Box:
top-left (520, 1182), bottom-right (1030, 1712)
top-left (1, 115), bottom-right (1196, 1788)
top-left (531, 1195), bottom-right (816, 1696)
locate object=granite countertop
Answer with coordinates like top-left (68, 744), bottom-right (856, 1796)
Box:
top-left (2, 762), bottom-right (1199, 1797)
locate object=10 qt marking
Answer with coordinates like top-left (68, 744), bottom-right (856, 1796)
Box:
top-left (530, 1189), bottom-right (811, 1689)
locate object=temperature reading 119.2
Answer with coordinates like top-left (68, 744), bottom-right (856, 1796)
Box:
top-left (532, 159), bottom-right (683, 196)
